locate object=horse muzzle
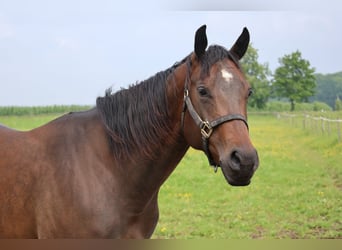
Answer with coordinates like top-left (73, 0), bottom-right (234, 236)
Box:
top-left (219, 147), bottom-right (259, 186)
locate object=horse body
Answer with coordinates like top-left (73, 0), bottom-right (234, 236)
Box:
top-left (0, 25), bottom-right (259, 238)
top-left (0, 107), bottom-right (189, 238)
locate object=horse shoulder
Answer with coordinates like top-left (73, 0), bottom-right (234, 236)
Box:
top-left (31, 111), bottom-right (125, 237)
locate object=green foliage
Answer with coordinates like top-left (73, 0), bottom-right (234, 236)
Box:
top-left (312, 101), bottom-right (333, 111)
top-left (336, 96), bottom-right (342, 111)
top-left (255, 101), bottom-right (332, 112)
top-left (241, 44), bottom-right (271, 109)
top-left (263, 101), bottom-right (291, 112)
top-left (273, 51), bottom-right (316, 111)
top-left (0, 105), bottom-right (91, 116)
top-left (313, 72), bottom-right (342, 109)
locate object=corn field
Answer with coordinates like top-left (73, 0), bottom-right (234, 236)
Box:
top-left (0, 105), bottom-right (92, 116)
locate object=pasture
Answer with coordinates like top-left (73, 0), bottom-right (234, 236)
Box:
top-left (0, 113), bottom-right (341, 238)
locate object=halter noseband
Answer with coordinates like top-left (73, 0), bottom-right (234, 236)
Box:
top-left (181, 56), bottom-right (249, 172)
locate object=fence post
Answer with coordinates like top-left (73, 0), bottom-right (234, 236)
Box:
top-left (338, 121), bottom-right (341, 143)
top-left (321, 118), bottom-right (325, 135)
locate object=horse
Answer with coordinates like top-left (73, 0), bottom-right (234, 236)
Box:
top-left (0, 25), bottom-right (259, 238)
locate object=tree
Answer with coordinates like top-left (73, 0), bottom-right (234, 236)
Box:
top-left (272, 51), bottom-right (316, 111)
top-left (241, 44), bottom-right (271, 109)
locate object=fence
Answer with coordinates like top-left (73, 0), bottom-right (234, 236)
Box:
top-left (277, 113), bottom-right (342, 143)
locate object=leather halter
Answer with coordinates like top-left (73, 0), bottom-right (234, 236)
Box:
top-left (181, 56), bottom-right (249, 172)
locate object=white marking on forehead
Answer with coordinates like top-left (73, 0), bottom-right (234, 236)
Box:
top-left (221, 69), bottom-right (233, 82)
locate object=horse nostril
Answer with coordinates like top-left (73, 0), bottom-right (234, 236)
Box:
top-left (230, 150), bottom-right (241, 171)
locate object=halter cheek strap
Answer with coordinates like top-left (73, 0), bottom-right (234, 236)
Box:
top-left (181, 56), bottom-right (249, 172)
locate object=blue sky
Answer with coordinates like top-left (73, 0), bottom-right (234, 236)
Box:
top-left (0, 0), bottom-right (341, 105)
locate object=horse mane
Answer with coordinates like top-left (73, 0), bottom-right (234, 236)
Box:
top-left (96, 45), bottom-right (237, 161)
top-left (96, 59), bottom-right (187, 160)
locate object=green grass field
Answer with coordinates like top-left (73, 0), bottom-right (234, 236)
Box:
top-left (0, 113), bottom-right (341, 239)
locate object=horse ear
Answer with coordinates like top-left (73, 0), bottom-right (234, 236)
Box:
top-left (230, 27), bottom-right (250, 60)
top-left (194, 25), bottom-right (208, 59)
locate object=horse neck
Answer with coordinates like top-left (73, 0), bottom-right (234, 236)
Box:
top-left (117, 63), bottom-right (190, 209)
top-left (152, 61), bottom-right (190, 177)
top-left (166, 62), bottom-right (189, 124)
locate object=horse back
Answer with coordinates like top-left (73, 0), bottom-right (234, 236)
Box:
top-left (0, 124), bottom-right (42, 237)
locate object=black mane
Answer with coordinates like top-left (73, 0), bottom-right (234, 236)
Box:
top-left (96, 59), bottom-right (186, 160)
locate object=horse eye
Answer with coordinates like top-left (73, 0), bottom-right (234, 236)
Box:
top-left (198, 86), bottom-right (209, 97)
top-left (248, 88), bottom-right (254, 97)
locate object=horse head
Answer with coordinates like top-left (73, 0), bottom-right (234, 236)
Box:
top-left (182, 25), bottom-right (259, 186)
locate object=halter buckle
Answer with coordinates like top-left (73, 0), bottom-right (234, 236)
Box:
top-left (184, 89), bottom-right (189, 98)
top-left (200, 121), bottom-right (213, 139)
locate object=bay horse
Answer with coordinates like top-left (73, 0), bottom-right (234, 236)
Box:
top-left (0, 25), bottom-right (258, 238)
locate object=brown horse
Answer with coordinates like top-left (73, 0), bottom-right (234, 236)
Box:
top-left (0, 25), bottom-right (258, 238)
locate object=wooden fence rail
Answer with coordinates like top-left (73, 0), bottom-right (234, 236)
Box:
top-left (277, 113), bottom-right (342, 142)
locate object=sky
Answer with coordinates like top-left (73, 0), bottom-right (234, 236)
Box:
top-left (0, 0), bottom-right (341, 106)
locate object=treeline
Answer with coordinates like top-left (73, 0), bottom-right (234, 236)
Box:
top-left (242, 45), bottom-right (342, 111)
top-left (312, 72), bottom-right (342, 109)
top-left (0, 105), bottom-right (92, 116)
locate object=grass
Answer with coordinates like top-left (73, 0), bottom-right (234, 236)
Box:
top-left (0, 113), bottom-right (341, 239)
top-left (153, 114), bottom-right (341, 239)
